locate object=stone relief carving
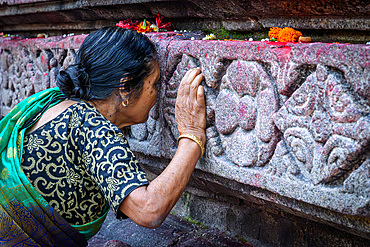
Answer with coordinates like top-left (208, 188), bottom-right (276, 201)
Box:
top-left (0, 45), bottom-right (74, 116)
top-left (127, 46), bottom-right (369, 193)
top-left (0, 47), bottom-right (36, 113)
top-left (274, 64), bottom-right (369, 185)
top-left (120, 40), bottom-right (370, 224)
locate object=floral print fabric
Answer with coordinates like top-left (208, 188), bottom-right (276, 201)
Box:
top-left (21, 101), bottom-right (148, 225)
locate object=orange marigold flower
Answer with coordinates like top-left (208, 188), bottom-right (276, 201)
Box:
top-left (277, 27), bottom-right (302, 42)
top-left (268, 27), bottom-right (282, 39)
top-left (137, 20), bottom-right (155, 33)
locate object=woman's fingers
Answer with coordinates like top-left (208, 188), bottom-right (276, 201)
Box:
top-left (190, 73), bottom-right (204, 102)
top-left (178, 68), bottom-right (202, 100)
top-left (180, 67), bottom-right (204, 106)
top-left (175, 67), bottom-right (207, 144)
top-left (197, 85), bottom-right (205, 107)
top-left (180, 69), bottom-right (193, 87)
top-left (185, 68), bottom-right (201, 85)
top-left (178, 68), bottom-right (198, 97)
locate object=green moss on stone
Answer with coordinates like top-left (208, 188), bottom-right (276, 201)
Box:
top-left (183, 216), bottom-right (209, 229)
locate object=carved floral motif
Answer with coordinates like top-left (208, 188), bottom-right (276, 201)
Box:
top-left (274, 65), bottom-right (369, 185)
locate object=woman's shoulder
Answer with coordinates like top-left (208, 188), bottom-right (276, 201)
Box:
top-left (25, 100), bottom-right (116, 135)
top-left (25, 99), bottom-right (80, 135)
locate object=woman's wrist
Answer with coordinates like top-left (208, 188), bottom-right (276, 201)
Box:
top-left (177, 137), bottom-right (203, 159)
top-left (177, 133), bottom-right (205, 158)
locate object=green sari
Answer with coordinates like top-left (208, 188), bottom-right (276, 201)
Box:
top-left (0, 88), bottom-right (108, 246)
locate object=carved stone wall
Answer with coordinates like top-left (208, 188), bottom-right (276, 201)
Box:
top-left (1, 34), bottom-right (369, 245)
top-left (0, 35), bottom-right (85, 116)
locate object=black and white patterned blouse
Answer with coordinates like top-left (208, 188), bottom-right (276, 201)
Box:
top-left (21, 101), bottom-right (148, 225)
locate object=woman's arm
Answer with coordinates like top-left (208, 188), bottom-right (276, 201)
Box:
top-left (119, 68), bottom-right (206, 228)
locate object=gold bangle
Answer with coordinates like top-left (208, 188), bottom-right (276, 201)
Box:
top-left (177, 134), bottom-right (205, 158)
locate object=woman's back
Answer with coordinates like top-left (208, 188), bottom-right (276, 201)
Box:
top-left (21, 101), bottom-right (148, 225)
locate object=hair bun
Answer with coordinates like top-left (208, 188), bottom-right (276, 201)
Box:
top-left (57, 64), bottom-right (91, 99)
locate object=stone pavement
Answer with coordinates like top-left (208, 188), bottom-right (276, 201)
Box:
top-left (88, 210), bottom-right (252, 247)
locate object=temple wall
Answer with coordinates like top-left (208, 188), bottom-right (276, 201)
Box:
top-left (1, 33), bottom-right (369, 246)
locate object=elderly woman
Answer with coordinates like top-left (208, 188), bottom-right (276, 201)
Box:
top-left (0, 27), bottom-right (205, 246)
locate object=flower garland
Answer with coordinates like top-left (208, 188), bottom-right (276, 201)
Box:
top-left (268, 27), bottom-right (303, 42)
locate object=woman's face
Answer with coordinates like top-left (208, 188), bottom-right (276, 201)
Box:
top-left (123, 61), bottom-right (160, 125)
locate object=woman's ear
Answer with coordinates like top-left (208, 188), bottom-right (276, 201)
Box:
top-left (118, 77), bottom-right (131, 102)
top-left (119, 77), bottom-right (130, 89)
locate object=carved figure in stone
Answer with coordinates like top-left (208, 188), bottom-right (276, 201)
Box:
top-left (129, 107), bottom-right (162, 153)
top-left (0, 45), bottom-right (77, 118)
top-left (1, 48), bottom-right (36, 110)
top-left (49, 57), bottom-right (59, 88)
top-left (50, 48), bottom-right (67, 88)
top-left (33, 49), bottom-right (54, 92)
top-left (215, 60), bottom-right (280, 167)
top-left (0, 51), bottom-right (13, 112)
